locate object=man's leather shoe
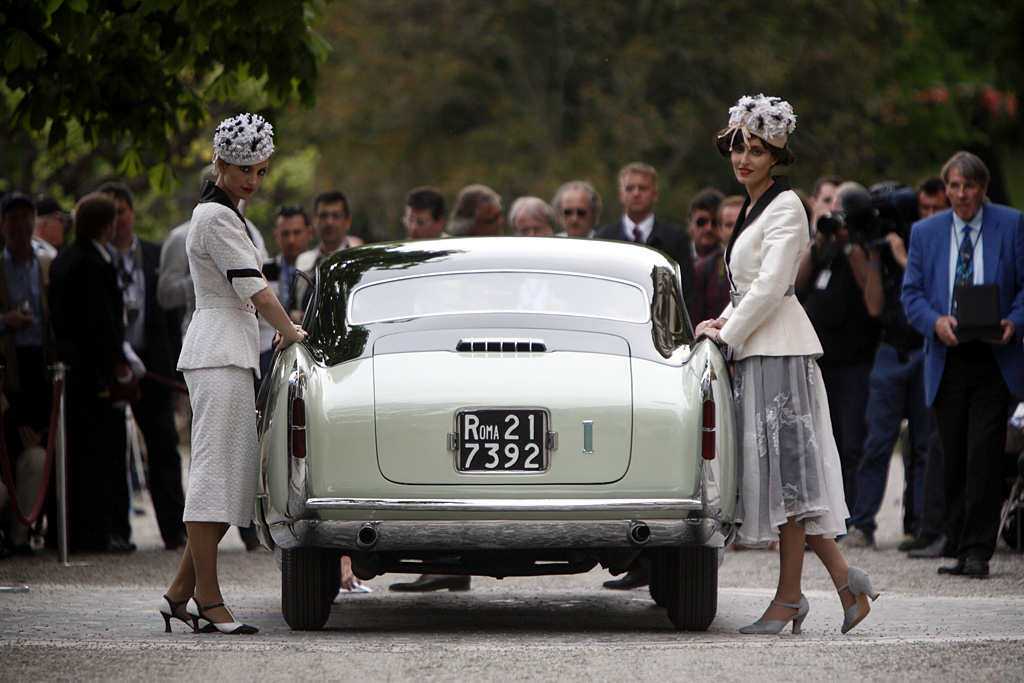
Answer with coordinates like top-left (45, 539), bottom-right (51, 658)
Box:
top-left (103, 537), bottom-right (137, 554)
top-left (602, 567), bottom-right (650, 590)
top-left (937, 558), bottom-right (966, 575)
top-left (908, 534), bottom-right (954, 559)
top-left (389, 574), bottom-right (470, 592)
top-left (962, 558), bottom-right (990, 577)
top-left (164, 534), bottom-right (188, 551)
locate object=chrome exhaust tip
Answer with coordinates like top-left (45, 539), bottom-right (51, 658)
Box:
top-left (628, 521), bottom-right (651, 546)
top-left (356, 522), bottom-right (380, 549)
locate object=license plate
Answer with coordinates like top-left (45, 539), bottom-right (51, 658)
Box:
top-left (456, 409), bottom-right (548, 472)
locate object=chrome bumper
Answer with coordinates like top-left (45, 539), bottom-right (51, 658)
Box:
top-left (264, 445), bottom-right (730, 552)
top-left (268, 515), bottom-right (722, 551)
top-left (304, 496), bottom-right (703, 513)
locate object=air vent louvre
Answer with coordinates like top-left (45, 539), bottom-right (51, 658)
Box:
top-left (456, 338), bottom-right (547, 353)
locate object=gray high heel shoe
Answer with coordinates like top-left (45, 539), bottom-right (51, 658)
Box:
top-left (739, 594), bottom-right (809, 634)
top-left (839, 566), bottom-right (880, 634)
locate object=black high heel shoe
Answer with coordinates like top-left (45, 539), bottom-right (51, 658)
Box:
top-left (187, 598), bottom-right (259, 635)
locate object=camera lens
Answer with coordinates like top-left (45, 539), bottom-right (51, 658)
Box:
top-left (816, 212), bottom-right (845, 236)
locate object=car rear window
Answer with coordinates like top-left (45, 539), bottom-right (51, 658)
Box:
top-left (348, 271), bottom-right (650, 325)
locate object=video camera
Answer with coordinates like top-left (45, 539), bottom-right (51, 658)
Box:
top-left (815, 182), bottom-right (918, 249)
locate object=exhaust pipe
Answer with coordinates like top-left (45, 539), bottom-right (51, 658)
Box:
top-left (356, 522), bottom-right (380, 549)
top-left (628, 521), bottom-right (651, 546)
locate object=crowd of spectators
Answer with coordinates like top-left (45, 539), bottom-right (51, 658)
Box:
top-left (1, 154), bottom-right (1021, 586)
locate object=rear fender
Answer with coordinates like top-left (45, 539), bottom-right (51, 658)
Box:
top-left (687, 340), bottom-right (737, 524)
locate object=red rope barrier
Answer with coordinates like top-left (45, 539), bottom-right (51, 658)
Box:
top-left (0, 370), bottom-right (185, 529)
top-left (0, 377), bottom-right (62, 528)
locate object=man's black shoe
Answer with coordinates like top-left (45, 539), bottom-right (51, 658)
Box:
top-left (164, 534), bottom-right (188, 551)
top-left (103, 536), bottom-right (137, 554)
top-left (937, 558), bottom-right (966, 575)
top-left (908, 534), bottom-right (952, 559)
top-left (602, 567), bottom-right (650, 590)
top-left (962, 558), bottom-right (990, 578)
top-left (389, 574), bottom-right (471, 592)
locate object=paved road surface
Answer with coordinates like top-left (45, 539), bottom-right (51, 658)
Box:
top-left (2, 453), bottom-right (1022, 681)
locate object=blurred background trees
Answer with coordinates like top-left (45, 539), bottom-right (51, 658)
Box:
top-left (2, 0), bottom-right (1021, 245)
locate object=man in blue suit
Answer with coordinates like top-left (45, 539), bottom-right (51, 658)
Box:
top-left (903, 151), bottom-right (1024, 577)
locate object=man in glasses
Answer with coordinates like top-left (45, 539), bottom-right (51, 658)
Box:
top-left (403, 187), bottom-right (448, 240)
top-left (300, 190), bottom-right (363, 268)
top-left (552, 181), bottom-right (601, 239)
top-left (688, 188), bottom-right (729, 323)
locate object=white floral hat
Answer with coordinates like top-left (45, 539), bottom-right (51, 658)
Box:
top-left (718, 94), bottom-right (796, 149)
top-left (213, 113), bottom-right (275, 165)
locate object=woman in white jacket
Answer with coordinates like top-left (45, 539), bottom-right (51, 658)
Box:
top-left (159, 114), bottom-right (306, 635)
top-left (696, 95), bottom-right (878, 635)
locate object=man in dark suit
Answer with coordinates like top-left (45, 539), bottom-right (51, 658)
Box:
top-left (262, 204), bottom-right (312, 376)
top-left (596, 162), bottom-right (696, 310)
top-left (98, 182), bottom-right (187, 550)
top-left (903, 151), bottom-right (1024, 577)
top-left (49, 193), bottom-right (137, 553)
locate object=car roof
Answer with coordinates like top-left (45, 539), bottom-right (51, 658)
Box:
top-left (321, 237), bottom-right (678, 291)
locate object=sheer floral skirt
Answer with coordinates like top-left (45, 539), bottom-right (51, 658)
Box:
top-left (732, 355), bottom-right (849, 546)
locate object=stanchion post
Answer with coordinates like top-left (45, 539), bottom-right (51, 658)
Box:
top-left (52, 362), bottom-right (71, 566)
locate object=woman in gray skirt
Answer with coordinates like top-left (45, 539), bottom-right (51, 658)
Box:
top-left (159, 113), bottom-right (306, 634)
top-left (696, 95), bottom-right (879, 635)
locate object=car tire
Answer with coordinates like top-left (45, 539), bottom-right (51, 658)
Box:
top-left (663, 545), bottom-right (717, 631)
top-left (281, 547), bottom-right (339, 630)
top-left (648, 551), bottom-right (667, 607)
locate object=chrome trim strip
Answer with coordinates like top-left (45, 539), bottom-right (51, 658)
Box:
top-left (303, 497), bottom-right (703, 512)
top-left (270, 517), bottom-right (720, 551)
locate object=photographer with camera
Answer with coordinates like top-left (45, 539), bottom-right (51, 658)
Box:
top-left (796, 182), bottom-right (883, 515)
top-left (845, 182), bottom-right (933, 549)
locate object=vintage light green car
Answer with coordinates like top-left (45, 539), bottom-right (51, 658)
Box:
top-left (254, 237), bottom-right (737, 631)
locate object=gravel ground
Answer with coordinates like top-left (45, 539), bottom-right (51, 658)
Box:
top-left (1, 450), bottom-right (1022, 681)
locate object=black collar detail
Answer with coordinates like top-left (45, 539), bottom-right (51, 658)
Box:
top-left (198, 180), bottom-right (253, 244)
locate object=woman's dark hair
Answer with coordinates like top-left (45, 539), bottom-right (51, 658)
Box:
top-left (715, 128), bottom-right (796, 166)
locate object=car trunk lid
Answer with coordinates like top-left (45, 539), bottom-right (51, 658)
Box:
top-left (373, 330), bottom-right (633, 485)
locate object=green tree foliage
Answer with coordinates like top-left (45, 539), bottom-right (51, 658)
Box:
top-left (3, 0), bottom-right (1021, 246)
top-left (1, 0), bottom-right (331, 195)
top-left (296, 0), bottom-right (1021, 241)
top-left (300, 0), bottom-right (918, 239)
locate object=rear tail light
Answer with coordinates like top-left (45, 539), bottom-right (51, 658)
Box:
top-left (288, 369), bottom-right (307, 459)
top-left (701, 396), bottom-right (715, 460)
top-left (700, 360), bottom-right (716, 461)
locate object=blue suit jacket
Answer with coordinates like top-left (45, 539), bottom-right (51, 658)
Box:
top-left (902, 204), bottom-right (1024, 406)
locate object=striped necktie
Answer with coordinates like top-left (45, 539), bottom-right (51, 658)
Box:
top-left (951, 225), bottom-right (975, 315)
